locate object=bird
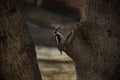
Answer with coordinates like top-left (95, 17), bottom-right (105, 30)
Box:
top-left (51, 26), bottom-right (65, 54)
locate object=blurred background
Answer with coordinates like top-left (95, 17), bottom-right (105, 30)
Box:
top-left (22, 0), bottom-right (85, 79)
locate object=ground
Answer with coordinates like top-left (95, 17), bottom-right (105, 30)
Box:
top-left (36, 46), bottom-right (76, 80)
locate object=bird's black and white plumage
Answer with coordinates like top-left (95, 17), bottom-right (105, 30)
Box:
top-left (52, 27), bottom-right (65, 54)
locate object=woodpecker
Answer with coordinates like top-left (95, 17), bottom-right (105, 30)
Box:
top-left (52, 27), bottom-right (65, 54)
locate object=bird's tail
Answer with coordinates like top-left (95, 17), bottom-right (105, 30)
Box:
top-left (59, 50), bottom-right (62, 55)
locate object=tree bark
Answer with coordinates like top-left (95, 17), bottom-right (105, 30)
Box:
top-left (0, 1), bottom-right (42, 80)
top-left (65, 0), bottom-right (120, 80)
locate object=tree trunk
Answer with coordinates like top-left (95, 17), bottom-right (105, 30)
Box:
top-left (0, 1), bottom-right (42, 80)
top-left (65, 0), bottom-right (120, 80)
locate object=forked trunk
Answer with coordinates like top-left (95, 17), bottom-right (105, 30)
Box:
top-left (65, 0), bottom-right (120, 80)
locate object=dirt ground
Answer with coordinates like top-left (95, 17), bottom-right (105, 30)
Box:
top-left (36, 46), bottom-right (76, 80)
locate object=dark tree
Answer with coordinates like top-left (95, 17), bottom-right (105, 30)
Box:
top-left (65, 0), bottom-right (120, 80)
top-left (0, 1), bottom-right (42, 80)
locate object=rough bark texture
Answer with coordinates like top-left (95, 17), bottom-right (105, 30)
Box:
top-left (0, 1), bottom-right (42, 80)
top-left (65, 0), bottom-right (120, 80)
